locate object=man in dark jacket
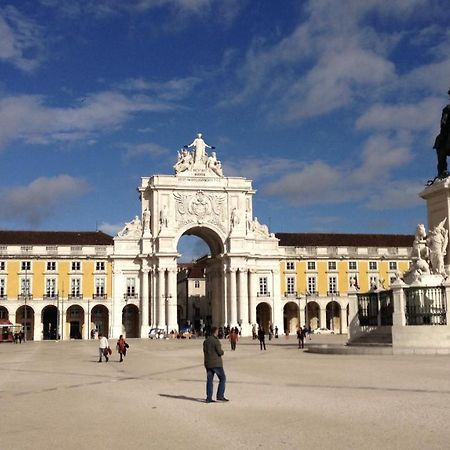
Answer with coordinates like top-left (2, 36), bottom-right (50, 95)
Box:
top-left (203, 326), bottom-right (228, 403)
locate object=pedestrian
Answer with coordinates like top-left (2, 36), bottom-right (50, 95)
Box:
top-left (258, 327), bottom-right (266, 350)
top-left (98, 333), bottom-right (110, 363)
top-left (229, 328), bottom-right (238, 351)
top-left (269, 324), bottom-right (273, 341)
top-left (274, 326), bottom-right (279, 338)
top-left (116, 334), bottom-right (128, 362)
top-left (297, 326), bottom-right (305, 349)
top-left (252, 324), bottom-right (257, 340)
top-left (203, 326), bottom-right (228, 403)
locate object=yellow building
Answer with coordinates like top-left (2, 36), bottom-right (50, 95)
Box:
top-left (0, 231), bottom-right (113, 341)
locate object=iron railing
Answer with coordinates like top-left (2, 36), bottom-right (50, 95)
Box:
top-left (357, 290), bottom-right (393, 326)
top-left (405, 286), bottom-right (447, 325)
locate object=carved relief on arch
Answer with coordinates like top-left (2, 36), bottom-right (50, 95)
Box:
top-left (173, 190), bottom-right (226, 232)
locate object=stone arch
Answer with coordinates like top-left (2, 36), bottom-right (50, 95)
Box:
top-left (42, 305), bottom-right (58, 340)
top-left (0, 306), bottom-right (8, 320)
top-left (306, 301), bottom-right (320, 330)
top-left (283, 301), bottom-right (299, 334)
top-left (92, 304), bottom-right (109, 337)
top-left (256, 302), bottom-right (272, 332)
top-left (122, 304), bottom-right (139, 338)
top-left (326, 301), bottom-right (341, 332)
top-left (176, 224), bottom-right (225, 257)
top-left (65, 304), bottom-right (84, 339)
top-left (16, 305), bottom-right (34, 341)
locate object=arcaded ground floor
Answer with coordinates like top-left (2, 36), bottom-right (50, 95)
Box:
top-left (1, 336), bottom-right (450, 449)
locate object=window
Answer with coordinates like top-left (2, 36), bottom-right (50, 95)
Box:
top-left (95, 261), bottom-right (105, 271)
top-left (286, 276), bottom-right (295, 294)
top-left (369, 275), bottom-right (378, 289)
top-left (126, 278), bottom-right (136, 296)
top-left (328, 276), bottom-right (338, 294)
top-left (21, 261), bottom-right (31, 271)
top-left (95, 278), bottom-right (105, 296)
top-left (21, 278), bottom-right (31, 295)
top-left (47, 261), bottom-right (56, 271)
top-left (71, 261), bottom-right (81, 271)
top-left (369, 261), bottom-right (378, 271)
top-left (0, 278), bottom-right (5, 297)
top-left (71, 278), bottom-right (81, 296)
top-left (307, 276), bottom-right (316, 294)
top-left (0, 261), bottom-right (5, 271)
top-left (328, 261), bottom-right (337, 271)
top-left (286, 261), bottom-right (295, 271)
top-left (194, 280), bottom-right (200, 288)
top-left (307, 261), bottom-right (316, 271)
top-left (259, 277), bottom-right (268, 295)
top-left (46, 278), bottom-right (57, 297)
top-left (348, 261), bottom-right (357, 271)
top-left (389, 261), bottom-right (397, 271)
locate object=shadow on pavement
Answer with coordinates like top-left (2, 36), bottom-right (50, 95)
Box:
top-left (159, 393), bottom-right (204, 403)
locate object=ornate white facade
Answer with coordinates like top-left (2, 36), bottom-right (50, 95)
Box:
top-left (112, 134), bottom-right (281, 337)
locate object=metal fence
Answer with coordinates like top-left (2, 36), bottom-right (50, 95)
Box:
top-left (357, 290), bottom-right (393, 326)
top-left (404, 287), bottom-right (447, 325)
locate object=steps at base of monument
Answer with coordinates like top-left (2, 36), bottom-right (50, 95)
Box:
top-left (348, 329), bottom-right (392, 346)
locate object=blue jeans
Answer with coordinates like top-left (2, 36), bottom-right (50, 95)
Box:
top-left (206, 367), bottom-right (226, 400)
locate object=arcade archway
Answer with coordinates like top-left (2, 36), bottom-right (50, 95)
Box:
top-left (256, 302), bottom-right (272, 331)
top-left (306, 301), bottom-right (320, 329)
top-left (66, 305), bottom-right (84, 339)
top-left (283, 301), bottom-right (299, 334)
top-left (16, 305), bottom-right (34, 341)
top-left (123, 304), bottom-right (139, 338)
top-left (0, 306), bottom-right (8, 320)
top-left (92, 304), bottom-right (109, 337)
top-left (42, 305), bottom-right (58, 340)
top-left (326, 301), bottom-right (341, 332)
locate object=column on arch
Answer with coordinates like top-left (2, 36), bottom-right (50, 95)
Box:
top-left (166, 267), bottom-right (178, 332)
top-left (140, 267), bottom-right (150, 337)
top-left (320, 305), bottom-right (327, 329)
top-left (150, 266), bottom-right (156, 328)
top-left (157, 267), bottom-right (166, 330)
top-left (227, 268), bottom-right (237, 327)
top-left (340, 306), bottom-right (348, 334)
top-left (271, 268), bottom-right (283, 332)
top-left (238, 268), bottom-right (249, 327)
top-left (211, 268), bottom-right (221, 327)
top-left (83, 307), bottom-right (89, 340)
top-left (33, 310), bottom-right (42, 341)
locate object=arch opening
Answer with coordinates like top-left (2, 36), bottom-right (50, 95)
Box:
top-left (122, 304), bottom-right (139, 338)
top-left (42, 305), bottom-right (58, 340)
top-left (92, 305), bottom-right (109, 338)
top-left (283, 301), bottom-right (299, 334)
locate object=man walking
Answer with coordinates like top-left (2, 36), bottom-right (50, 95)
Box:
top-left (98, 333), bottom-right (109, 363)
top-left (258, 327), bottom-right (266, 350)
top-left (203, 326), bottom-right (228, 403)
top-left (297, 326), bottom-right (305, 349)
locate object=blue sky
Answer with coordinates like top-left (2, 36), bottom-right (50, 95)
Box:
top-left (1, 0), bottom-right (449, 256)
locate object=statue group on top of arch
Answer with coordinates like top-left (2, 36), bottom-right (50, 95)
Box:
top-left (174, 133), bottom-right (223, 177)
top-left (117, 215), bottom-right (142, 238)
top-left (403, 219), bottom-right (449, 284)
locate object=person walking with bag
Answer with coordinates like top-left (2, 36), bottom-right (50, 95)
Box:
top-left (258, 327), bottom-right (266, 351)
top-left (229, 327), bottom-right (239, 351)
top-left (98, 333), bottom-right (110, 363)
top-left (116, 335), bottom-right (128, 362)
top-left (203, 326), bottom-right (229, 403)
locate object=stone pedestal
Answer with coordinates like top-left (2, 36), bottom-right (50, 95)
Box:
top-left (420, 178), bottom-right (450, 270)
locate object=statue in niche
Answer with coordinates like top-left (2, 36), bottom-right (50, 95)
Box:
top-left (143, 208), bottom-right (151, 231)
top-left (433, 89), bottom-right (450, 179)
top-left (173, 148), bottom-right (193, 174)
top-left (427, 218), bottom-right (448, 276)
top-left (230, 207), bottom-right (240, 229)
top-left (160, 205), bottom-right (169, 228)
top-left (185, 132), bottom-right (215, 164)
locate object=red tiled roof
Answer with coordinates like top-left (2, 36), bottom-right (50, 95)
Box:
top-left (0, 230), bottom-right (113, 246)
top-left (275, 232), bottom-right (414, 248)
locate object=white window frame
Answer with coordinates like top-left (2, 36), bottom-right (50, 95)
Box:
top-left (328, 261), bottom-right (337, 271)
top-left (369, 275), bottom-right (378, 290)
top-left (286, 261), bottom-right (295, 271)
top-left (20, 277), bottom-right (32, 296)
top-left (389, 261), bottom-right (397, 271)
top-left (71, 261), bottom-right (81, 271)
top-left (328, 276), bottom-right (338, 294)
top-left (45, 277), bottom-right (57, 298)
top-left (307, 276), bottom-right (317, 295)
top-left (71, 277), bottom-right (81, 296)
top-left (259, 277), bottom-right (268, 296)
top-left (348, 261), bottom-right (357, 271)
top-left (286, 276), bottom-right (296, 295)
top-left (21, 261), bottom-right (31, 271)
top-left (0, 261), bottom-right (5, 271)
top-left (95, 261), bottom-right (105, 272)
top-left (95, 277), bottom-right (106, 296)
top-left (46, 261), bottom-right (57, 272)
top-left (0, 277), bottom-right (6, 297)
top-left (369, 261), bottom-right (378, 271)
top-left (307, 261), bottom-right (316, 271)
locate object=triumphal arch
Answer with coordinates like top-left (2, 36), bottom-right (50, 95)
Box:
top-left (111, 134), bottom-right (282, 337)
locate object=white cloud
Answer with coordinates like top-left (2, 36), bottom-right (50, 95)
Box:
top-left (98, 221), bottom-right (123, 236)
top-left (0, 175), bottom-right (90, 225)
top-left (124, 142), bottom-right (170, 158)
top-left (0, 91), bottom-right (172, 148)
top-left (0, 5), bottom-right (44, 71)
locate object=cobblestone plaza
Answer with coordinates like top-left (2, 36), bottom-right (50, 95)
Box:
top-left (1, 336), bottom-right (450, 450)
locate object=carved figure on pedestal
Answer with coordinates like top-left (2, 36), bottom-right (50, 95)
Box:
top-left (118, 216), bottom-right (142, 238)
top-left (143, 208), bottom-right (151, 232)
top-left (412, 224), bottom-right (429, 261)
top-left (251, 217), bottom-right (270, 238)
top-left (230, 207), bottom-right (240, 229)
top-left (173, 148), bottom-right (193, 174)
top-left (427, 218), bottom-right (448, 276)
top-left (160, 205), bottom-right (169, 228)
top-left (433, 89), bottom-right (450, 179)
top-left (206, 151), bottom-right (223, 176)
top-left (185, 133), bottom-right (215, 164)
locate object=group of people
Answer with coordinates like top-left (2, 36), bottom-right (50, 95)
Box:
top-left (13, 330), bottom-right (25, 343)
top-left (97, 333), bottom-right (129, 363)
